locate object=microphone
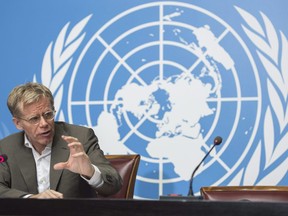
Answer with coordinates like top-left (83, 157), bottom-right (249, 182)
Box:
top-left (187, 136), bottom-right (222, 196)
top-left (0, 154), bottom-right (8, 163)
top-left (159, 136), bottom-right (223, 201)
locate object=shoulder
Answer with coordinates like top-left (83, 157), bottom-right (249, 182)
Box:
top-left (0, 131), bottom-right (24, 150)
top-left (54, 121), bottom-right (95, 139)
top-left (55, 121), bottom-right (91, 132)
top-left (54, 122), bottom-right (98, 148)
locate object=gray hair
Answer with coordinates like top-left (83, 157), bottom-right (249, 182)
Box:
top-left (7, 82), bottom-right (54, 117)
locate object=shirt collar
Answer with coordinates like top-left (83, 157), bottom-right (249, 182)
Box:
top-left (24, 134), bottom-right (52, 150)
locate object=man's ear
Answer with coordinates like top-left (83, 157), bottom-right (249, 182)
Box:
top-left (13, 117), bottom-right (24, 130)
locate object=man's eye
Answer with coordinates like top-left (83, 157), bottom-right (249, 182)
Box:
top-left (44, 111), bottom-right (54, 119)
top-left (29, 116), bottom-right (40, 123)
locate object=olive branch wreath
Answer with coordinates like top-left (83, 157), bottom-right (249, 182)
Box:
top-left (34, 15), bottom-right (92, 121)
top-left (228, 7), bottom-right (288, 185)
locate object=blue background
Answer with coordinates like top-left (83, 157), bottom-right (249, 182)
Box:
top-left (1, 0), bottom-right (288, 199)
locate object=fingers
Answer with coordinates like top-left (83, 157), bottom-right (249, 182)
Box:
top-left (62, 135), bottom-right (84, 152)
top-left (58, 134), bottom-right (92, 176)
top-left (70, 151), bottom-right (86, 158)
top-left (46, 190), bottom-right (63, 198)
top-left (30, 189), bottom-right (63, 199)
top-left (61, 135), bottom-right (78, 143)
top-left (67, 142), bottom-right (83, 150)
top-left (53, 162), bottom-right (67, 170)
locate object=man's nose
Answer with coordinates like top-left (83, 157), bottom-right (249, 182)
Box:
top-left (38, 115), bottom-right (49, 126)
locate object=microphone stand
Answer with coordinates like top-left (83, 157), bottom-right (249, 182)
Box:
top-left (159, 136), bottom-right (222, 201)
top-left (159, 144), bottom-right (216, 201)
top-left (187, 144), bottom-right (217, 197)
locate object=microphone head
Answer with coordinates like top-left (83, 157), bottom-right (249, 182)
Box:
top-left (0, 154), bottom-right (8, 163)
top-left (214, 136), bottom-right (223, 145)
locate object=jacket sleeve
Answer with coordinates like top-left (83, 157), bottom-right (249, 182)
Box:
top-left (82, 128), bottom-right (123, 196)
top-left (0, 134), bottom-right (37, 198)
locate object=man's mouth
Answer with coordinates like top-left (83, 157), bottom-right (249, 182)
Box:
top-left (40, 130), bottom-right (51, 137)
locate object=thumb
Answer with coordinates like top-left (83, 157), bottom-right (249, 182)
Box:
top-left (53, 162), bottom-right (67, 170)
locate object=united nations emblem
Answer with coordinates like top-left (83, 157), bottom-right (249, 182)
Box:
top-left (36, 2), bottom-right (288, 199)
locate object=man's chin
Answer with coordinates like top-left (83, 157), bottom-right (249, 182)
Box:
top-left (39, 132), bottom-right (54, 142)
top-left (39, 136), bottom-right (53, 145)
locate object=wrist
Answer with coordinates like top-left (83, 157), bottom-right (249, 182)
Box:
top-left (82, 165), bottom-right (95, 179)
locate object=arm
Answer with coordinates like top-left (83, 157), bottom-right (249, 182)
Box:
top-left (0, 162), bottom-right (27, 198)
top-left (53, 128), bottom-right (122, 196)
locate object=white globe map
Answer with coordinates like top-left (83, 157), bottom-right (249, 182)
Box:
top-left (93, 24), bottom-right (233, 181)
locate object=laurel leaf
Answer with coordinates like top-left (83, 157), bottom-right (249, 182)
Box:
top-left (33, 74), bottom-right (37, 82)
top-left (41, 42), bottom-right (53, 87)
top-left (263, 107), bottom-right (275, 168)
top-left (65, 14), bottom-right (92, 46)
top-left (267, 80), bottom-right (285, 132)
top-left (242, 26), bottom-right (271, 56)
top-left (257, 157), bottom-right (288, 185)
top-left (53, 16), bottom-right (89, 76)
top-left (227, 169), bottom-right (244, 186)
top-left (38, 15), bottom-right (91, 125)
top-left (260, 12), bottom-right (279, 63)
top-left (243, 141), bottom-right (261, 185)
top-left (53, 23), bottom-right (69, 72)
top-left (53, 85), bottom-right (63, 115)
top-left (0, 123), bottom-right (10, 138)
top-left (58, 110), bottom-right (66, 121)
top-left (269, 132), bottom-right (288, 165)
top-left (235, 6), bottom-right (265, 37)
top-left (258, 52), bottom-right (286, 98)
top-left (50, 59), bottom-right (72, 94)
top-left (59, 33), bottom-right (85, 65)
top-left (286, 105), bottom-right (288, 129)
top-left (280, 32), bottom-right (288, 99)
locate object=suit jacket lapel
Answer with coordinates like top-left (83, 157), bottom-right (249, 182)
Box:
top-left (14, 133), bottom-right (38, 194)
top-left (49, 123), bottom-right (70, 190)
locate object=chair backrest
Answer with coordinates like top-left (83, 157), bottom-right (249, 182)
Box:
top-left (104, 154), bottom-right (140, 199)
top-left (200, 186), bottom-right (288, 202)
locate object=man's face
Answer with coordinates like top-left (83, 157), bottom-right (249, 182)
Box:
top-left (13, 97), bottom-right (55, 153)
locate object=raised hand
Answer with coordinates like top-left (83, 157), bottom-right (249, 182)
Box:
top-left (53, 135), bottom-right (95, 179)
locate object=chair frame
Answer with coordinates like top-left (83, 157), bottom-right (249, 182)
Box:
top-left (105, 154), bottom-right (140, 199)
top-left (200, 186), bottom-right (288, 202)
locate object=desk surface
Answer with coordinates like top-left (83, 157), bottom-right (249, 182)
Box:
top-left (0, 198), bottom-right (287, 216)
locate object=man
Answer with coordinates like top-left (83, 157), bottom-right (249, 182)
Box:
top-left (0, 82), bottom-right (122, 198)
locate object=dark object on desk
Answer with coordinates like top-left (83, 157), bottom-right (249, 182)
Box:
top-left (200, 186), bottom-right (288, 202)
top-left (159, 194), bottom-right (203, 201)
top-left (99, 154), bottom-right (140, 199)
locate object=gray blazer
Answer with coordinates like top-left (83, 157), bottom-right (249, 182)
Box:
top-left (0, 121), bottom-right (122, 198)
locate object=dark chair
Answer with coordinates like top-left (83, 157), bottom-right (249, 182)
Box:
top-left (200, 186), bottom-right (288, 202)
top-left (102, 154), bottom-right (140, 199)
